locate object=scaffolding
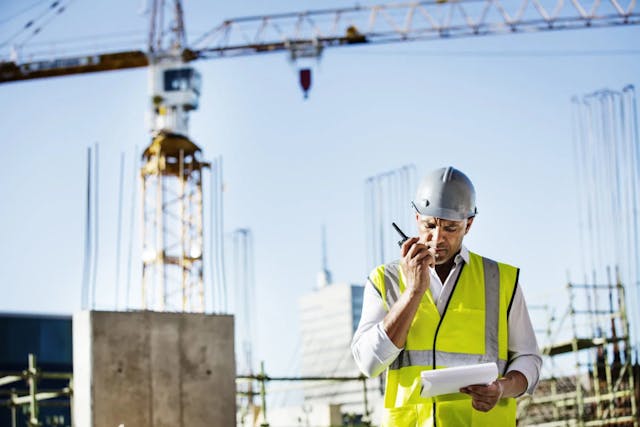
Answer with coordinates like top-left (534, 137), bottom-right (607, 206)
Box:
top-left (0, 354), bottom-right (72, 427)
top-left (518, 270), bottom-right (639, 426)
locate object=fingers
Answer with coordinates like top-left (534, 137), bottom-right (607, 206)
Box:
top-left (401, 236), bottom-right (437, 254)
top-left (401, 237), bottom-right (436, 263)
top-left (464, 382), bottom-right (503, 399)
top-left (471, 398), bottom-right (495, 412)
top-left (400, 237), bottom-right (420, 257)
top-left (459, 383), bottom-right (502, 413)
top-left (460, 384), bottom-right (501, 402)
top-left (408, 246), bottom-right (436, 268)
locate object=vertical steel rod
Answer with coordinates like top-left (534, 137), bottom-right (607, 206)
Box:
top-left (28, 354), bottom-right (38, 427)
top-left (125, 145), bottom-right (138, 309)
top-left (259, 361), bottom-right (269, 427)
top-left (115, 152), bottom-right (125, 310)
top-left (10, 389), bottom-right (17, 427)
top-left (81, 146), bottom-right (92, 310)
top-left (91, 143), bottom-right (100, 309)
top-left (361, 375), bottom-right (371, 426)
top-left (179, 149), bottom-right (186, 310)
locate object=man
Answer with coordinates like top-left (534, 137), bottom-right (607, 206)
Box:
top-left (352, 166), bottom-right (541, 426)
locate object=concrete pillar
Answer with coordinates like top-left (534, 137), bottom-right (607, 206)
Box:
top-left (73, 311), bottom-right (235, 427)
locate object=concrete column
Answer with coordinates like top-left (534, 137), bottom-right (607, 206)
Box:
top-left (73, 311), bottom-right (235, 427)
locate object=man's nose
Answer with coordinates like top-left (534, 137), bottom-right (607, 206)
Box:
top-left (429, 226), bottom-right (446, 244)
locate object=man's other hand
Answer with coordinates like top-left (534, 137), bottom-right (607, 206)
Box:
top-left (459, 380), bottom-right (503, 412)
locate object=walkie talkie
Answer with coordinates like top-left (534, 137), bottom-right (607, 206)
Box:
top-left (392, 222), bottom-right (409, 247)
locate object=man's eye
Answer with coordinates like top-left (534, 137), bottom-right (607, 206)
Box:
top-left (444, 227), bottom-right (458, 232)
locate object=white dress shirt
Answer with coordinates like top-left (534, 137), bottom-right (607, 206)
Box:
top-left (351, 246), bottom-right (542, 395)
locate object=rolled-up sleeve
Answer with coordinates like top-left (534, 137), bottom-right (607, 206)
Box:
top-left (351, 280), bottom-right (402, 378)
top-left (506, 284), bottom-right (542, 395)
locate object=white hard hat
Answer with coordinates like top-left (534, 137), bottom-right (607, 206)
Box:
top-left (412, 166), bottom-right (477, 221)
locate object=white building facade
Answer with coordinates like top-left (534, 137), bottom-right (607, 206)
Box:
top-left (299, 281), bottom-right (383, 425)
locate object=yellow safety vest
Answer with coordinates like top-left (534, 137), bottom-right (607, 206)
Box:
top-left (370, 251), bottom-right (519, 426)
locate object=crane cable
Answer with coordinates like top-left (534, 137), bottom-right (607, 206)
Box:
top-left (0, 0), bottom-right (72, 49)
top-left (0, 0), bottom-right (48, 25)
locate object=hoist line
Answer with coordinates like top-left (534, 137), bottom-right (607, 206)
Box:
top-left (0, 0), bottom-right (48, 25)
top-left (1, 0), bottom-right (73, 49)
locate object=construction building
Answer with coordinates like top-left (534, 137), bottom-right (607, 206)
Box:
top-left (298, 262), bottom-right (382, 424)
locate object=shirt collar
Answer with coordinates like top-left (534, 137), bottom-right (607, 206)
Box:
top-left (455, 245), bottom-right (470, 265)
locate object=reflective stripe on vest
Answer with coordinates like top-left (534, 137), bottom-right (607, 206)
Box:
top-left (370, 252), bottom-right (519, 426)
top-left (389, 350), bottom-right (508, 374)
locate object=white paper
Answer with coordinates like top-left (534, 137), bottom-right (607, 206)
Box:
top-left (420, 362), bottom-right (498, 398)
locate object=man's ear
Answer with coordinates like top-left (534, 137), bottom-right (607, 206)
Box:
top-left (465, 216), bottom-right (475, 234)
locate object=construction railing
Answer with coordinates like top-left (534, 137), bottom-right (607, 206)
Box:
top-left (237, 361), bottom-right (374, 427)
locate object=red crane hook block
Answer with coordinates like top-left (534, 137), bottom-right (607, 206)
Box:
top-left (299, 68), bottom-right (312, 99)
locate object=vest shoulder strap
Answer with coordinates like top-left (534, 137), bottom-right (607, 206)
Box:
top-left (368, 262), bottom-right (402, 311)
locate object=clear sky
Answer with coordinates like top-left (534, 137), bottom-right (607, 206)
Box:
top-left (1, 0), bottom-right (639, 404)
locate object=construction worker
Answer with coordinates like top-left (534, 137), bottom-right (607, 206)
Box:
top-left (352, 166), bottom-right (541, 426)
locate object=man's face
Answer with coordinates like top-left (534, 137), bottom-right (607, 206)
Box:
top-left (415, 214), bottom-right (474, 265)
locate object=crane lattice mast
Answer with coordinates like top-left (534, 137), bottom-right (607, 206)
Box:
top-left (140, 0), bottom-right (208, 312)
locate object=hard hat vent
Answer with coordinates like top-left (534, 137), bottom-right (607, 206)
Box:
top-left (442, 166), bottom-right (454, 182)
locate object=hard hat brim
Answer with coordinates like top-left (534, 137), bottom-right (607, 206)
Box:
top-left (412, 202), bottom-right (476, 221)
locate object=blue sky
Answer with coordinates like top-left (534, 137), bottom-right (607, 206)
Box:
top-left (1, 0), bottom-right (639, 395)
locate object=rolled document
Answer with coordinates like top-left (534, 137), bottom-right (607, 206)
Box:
top-left (420, 362), bottom-right (498, 398)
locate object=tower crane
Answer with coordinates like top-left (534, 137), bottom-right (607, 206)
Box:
top-left (0, 0), bottom-right (637, 313)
